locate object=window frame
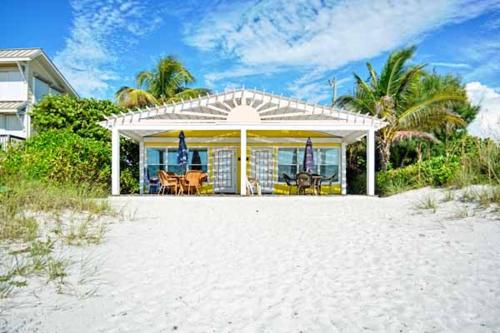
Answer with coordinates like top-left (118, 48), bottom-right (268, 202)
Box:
top-left (145, 147), bottom-right (209, 179)
top-left (277, 147), bottom-right (340, 183)
top-left (33, 75), bottom-right (64, 103)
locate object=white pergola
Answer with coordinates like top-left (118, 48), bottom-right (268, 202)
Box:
top-left (101, 88), bottom-right (387, 196)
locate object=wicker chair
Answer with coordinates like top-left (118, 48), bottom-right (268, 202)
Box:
top-left (183, 170), bottom-right (206, 195)
top-left (311, 173), bottom-right (322, 195)
top-left (282, 173), bottom-right (296, 195)
top-left (157, 170), bottom-right (178, 195)
top-left (321, 172), bottom-right (338, 194)
top-left (296, 172), bottom-right (313, 195)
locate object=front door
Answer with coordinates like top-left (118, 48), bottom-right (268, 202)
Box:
top-left (251, 148), bottom-right (274, 193)
top-left (213, 148), bottom-right (237, 193)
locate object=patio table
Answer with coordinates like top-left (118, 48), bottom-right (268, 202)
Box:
top-left (174, 175), bottom-right (186, 195)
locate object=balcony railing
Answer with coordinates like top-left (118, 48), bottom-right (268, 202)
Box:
top-left (0, 134), bottom-right (24, 150)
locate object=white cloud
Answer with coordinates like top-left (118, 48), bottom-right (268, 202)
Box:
top-left (466, 82), bottom-right (500, 141)
top-left (184, 0), bottom-right (500, 102)
top-left (54, 0), bottom-right (163, 97)
top-left (204, 65), bottom-right (281, 89)
top-left (430, 62), bottom-right (471, 69)
top-left (185, 0), bottom-right (500, 69)
top-left (286, 68), bottom-right (352, 104)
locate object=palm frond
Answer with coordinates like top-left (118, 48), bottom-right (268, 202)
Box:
top-left (354, 73), bottom-right (377, 102)
top-left (393, 130), bottom-right (438, 143)
top-left (399, 94), bottom-right (466, 129)
top-left (379, 46), bottom-right (417, 96)
top-left (395, 64), bottom-right (425, 96)
top-left (366, 62), bottom-right (379, 88)
top-left (115, 87), bottom-right (158, 109)
top-left (136, 71), bottom-right (153, 90)
top-left (166, 88), bottom-right (212, 102)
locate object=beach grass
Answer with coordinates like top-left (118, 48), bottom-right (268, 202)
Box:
top-left (415, 195), bottom-right (438, 212)
top-left (0, 180), bottom-right (113, 297)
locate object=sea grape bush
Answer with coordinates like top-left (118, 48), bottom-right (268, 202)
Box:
top-left (376, 136), bottom-right (499, 196)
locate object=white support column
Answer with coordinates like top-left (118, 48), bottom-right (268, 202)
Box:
top-left (139, 139), bottom-right (144, 195)
top-left (341, 142), bottom-right (347, 195)
top-left (366, 128), bottom-right (375, 196)
top-left (111, 127), bottom-right (120, 195)
top-left (24, 105), bottom-right (31, 138)
top-left (240, 128), bottom-right (247, 196)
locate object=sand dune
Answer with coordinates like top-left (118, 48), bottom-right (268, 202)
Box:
top-left (1, 188), bottom-right (499, 332)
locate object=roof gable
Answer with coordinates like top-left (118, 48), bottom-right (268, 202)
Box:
top-left (0, 48), bottom-right (77, 96)
top-left (102, 88), bottom-right (386, 128)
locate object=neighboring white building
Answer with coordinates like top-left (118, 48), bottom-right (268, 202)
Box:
top-left (0, 48), bottom-right (77, 144)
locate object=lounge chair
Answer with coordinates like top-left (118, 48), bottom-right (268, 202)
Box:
top-left (246, 177), bottom-right (262, 196)
top-left (282, 173), bottom-right (296, 195)
top-left (296, 172), bottom-right (313, 195)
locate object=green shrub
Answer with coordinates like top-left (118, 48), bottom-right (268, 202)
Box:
top-left (29, 95), bottom-right (140, 193)
top-left (449, 136), bottom-right (500, 187)
top-left (120, 168), bottom-right (140, 194)
top-left (0, 130), bottom-right (110, 187)
top-left (376, 156), bottom-right (460, 196)
top-left (0, 129), bottom-right (140, 194)
top-left (31, 95), bottom-right (123, 142)
top-left (376, 135), bottom-right (499, 196)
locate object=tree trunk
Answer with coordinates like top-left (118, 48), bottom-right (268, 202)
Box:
top-left (379, 141), bottom-right (391, 171)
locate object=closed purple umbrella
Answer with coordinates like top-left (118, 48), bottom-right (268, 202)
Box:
top-left (303, 137), bottom-right (314, 173)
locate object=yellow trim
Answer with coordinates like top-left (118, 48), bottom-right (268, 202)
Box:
top-left (144, 130), bottom-right (342, 195)
top-left (274, 183), bottom-right (341, 195)
top-left (151, 130), bottom-right (339, 138)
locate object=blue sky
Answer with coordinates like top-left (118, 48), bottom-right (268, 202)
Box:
top-left (1, 0), bottom-right (499, 138)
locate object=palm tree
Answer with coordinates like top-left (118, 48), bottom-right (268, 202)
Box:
top-left (336, 46), bottom-right (466, 170)
top-left (116, 56), bottom-right (210, 109)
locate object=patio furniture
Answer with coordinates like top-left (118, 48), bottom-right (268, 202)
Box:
top-left (246, 176), bottom-right (262, 196)
top-left (183, 170), bottom-right (206, 195)
top-left (321, 172), bottom-right (338, 194)
top-left (148, 176), bottom-right (160, 194)
top-left (282, 173), bottom-right (296, 195)
top-left (158, 170), bottom-right (178, 195)
top-left (296, 172), bottom-right (313, 195)
top-left (311, 174), bottom-right (322, 195)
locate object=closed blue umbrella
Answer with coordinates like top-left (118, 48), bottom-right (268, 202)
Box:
top-left (303, 137), bottom-right (314, 173)
top-left (177, 131), bottom-right (188, 173)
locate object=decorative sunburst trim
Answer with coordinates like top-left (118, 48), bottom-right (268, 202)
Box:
top-left (101, 88), bottom-right (386, 129)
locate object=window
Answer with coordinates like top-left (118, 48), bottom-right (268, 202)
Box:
top-left (0, 114), bottom-right (24, 131)
top-left (0, 70), bottom-right (23, 82)
top-left (34, 78), bottom-right (51, 102)
top-left (277, 148), bottom-right (303, 182)
top-left (317, 148), bottom-right (339, 181)
top-left (146, 148), bottom-right (165, 179)
top-left (277, 147), bottom-right (340, 182)
top-left (146, 148), bottom-right (208, 178)
top-left (33, 77), bottom-right (63, 102)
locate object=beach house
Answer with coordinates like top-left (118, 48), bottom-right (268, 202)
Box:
top-left (0, 48), bottom-right (76, 146)
top-left (101, 89), bottom-right (387, 196)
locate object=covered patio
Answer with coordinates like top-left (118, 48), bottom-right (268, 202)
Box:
top-left (100, 89), bottom-right (386, 196)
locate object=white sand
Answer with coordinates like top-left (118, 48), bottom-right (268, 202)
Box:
top-left (1, 188), bottom-right (500, 332)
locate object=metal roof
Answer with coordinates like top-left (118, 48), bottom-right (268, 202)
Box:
top-left (0, 101), bottom-right (26, 112)
top-left (0, 48), bottom-right (78, 97)
top-left (0, 48), bottom-right (42, 59)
